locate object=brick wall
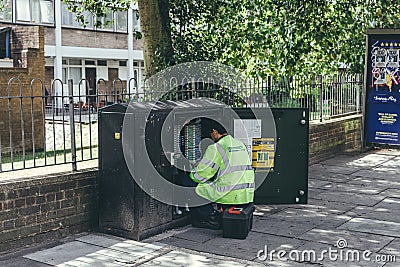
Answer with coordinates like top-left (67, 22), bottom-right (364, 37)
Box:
top-left (45, 27), bottom-right (143, 50)
top-left (62, 29), bottom-right (129, 49)
top-left (0, 26), bottom-right (45, 155)
top-left (309, 114), bottom-right (362, 163)
top-left (0, 169), bottom-right (98, 253)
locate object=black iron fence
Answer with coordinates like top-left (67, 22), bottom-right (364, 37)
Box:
top-left (0, 73), bottom-right (363, 173)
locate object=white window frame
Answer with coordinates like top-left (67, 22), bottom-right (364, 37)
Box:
top-left (15, 0), bottom-right (54, 24)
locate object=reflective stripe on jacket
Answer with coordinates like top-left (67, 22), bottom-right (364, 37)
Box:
top-left (190, 135), bottom-right (255, 204)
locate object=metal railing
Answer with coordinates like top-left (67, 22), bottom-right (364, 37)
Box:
top-left (138, 73), bottom-right (363, 121)
top-left (0, 73), bottom-right (363, 173)
top-left (0, 77), bottom-right (138, 173)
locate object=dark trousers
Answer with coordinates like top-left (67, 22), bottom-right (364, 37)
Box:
top-left (176, 171), bottom-right (252, 218)
top-left (176, 171), bottom-right (214, 219)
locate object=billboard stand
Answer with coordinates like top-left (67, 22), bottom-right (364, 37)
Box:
top-left (364, 29), bottom-right (400, 148)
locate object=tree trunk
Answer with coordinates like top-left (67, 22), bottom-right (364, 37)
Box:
top-left (138, 0), bottom-right (174, 77)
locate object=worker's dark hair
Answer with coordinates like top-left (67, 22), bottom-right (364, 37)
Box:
top-left (211, 121), bottom-right (227, 135)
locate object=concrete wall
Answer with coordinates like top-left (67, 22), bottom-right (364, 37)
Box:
top-left (0, 169), bottom-right (98, 253)
top-left (0, 26), bottom-right (45, 154)
top-left (309, 114), bottom-right (363, 163)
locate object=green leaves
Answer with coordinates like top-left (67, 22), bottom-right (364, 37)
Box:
top-left (63, 0), bottom-right (131, 28)
top-left (59, 0), bottom-right (400, 77)
top-left (169, 0), bottom-right (400, 76)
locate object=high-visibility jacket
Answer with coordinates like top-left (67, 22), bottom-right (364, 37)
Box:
top-left (190, 135), bottom-right (255, 204)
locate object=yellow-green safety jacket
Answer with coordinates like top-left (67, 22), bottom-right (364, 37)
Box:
top-left (190, 135), bottom-right (255, 204)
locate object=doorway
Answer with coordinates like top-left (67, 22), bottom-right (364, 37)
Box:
top-left (85, 67), bottom-right (96, 107)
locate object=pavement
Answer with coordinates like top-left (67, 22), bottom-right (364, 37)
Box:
top-left (1, 148), bottom-right (400, 266)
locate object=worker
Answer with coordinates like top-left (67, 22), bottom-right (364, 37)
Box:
top-left (188, 122), bottom-right (255, 229)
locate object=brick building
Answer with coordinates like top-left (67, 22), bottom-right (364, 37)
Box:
top-left (0, 0), bottom-right (144, 108)
top-left (0, 26), bottom-right (45, 154)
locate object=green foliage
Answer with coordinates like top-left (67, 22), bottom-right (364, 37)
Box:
top-left (169, 0), bottom-right (400, 76)
top-left (63, 0), bottom-right (131, 28)
top-left (57, 0), bottom-right (400, 77)
top-left (0, 0), bottom-right (6, 9)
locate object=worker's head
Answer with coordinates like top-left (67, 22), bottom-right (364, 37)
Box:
top-left (210, 122), bottom-right (228, 142)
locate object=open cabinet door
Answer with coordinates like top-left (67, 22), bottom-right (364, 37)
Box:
top-left (233, 108), bottom-right (309, 205)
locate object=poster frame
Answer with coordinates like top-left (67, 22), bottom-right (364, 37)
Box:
top-left (363, 29), bottom-right (400, 147)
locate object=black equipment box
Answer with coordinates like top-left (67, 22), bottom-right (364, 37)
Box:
top-left (99, 101), bottom-right (308, 240)
top-left (222, 203), bottom-right (255, 239)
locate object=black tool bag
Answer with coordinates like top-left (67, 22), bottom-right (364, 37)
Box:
top-left (222, 203), bottom-right (255, 239)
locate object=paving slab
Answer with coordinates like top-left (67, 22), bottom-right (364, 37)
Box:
top-left (139, 250), bottom-right (261, 267)
top-left (268, 208), bottom-right (353, 230)
top-left (308, 179), bottom-right (332, 189)
top-left (379, 238), bottom-right (400, 257)
top-left (254, 259), bottom-right (314, 266)
top-left (203, 231), bottom-right (306, 261)
top-left (56, 248), bottom-right (150, 267)
top-left (373, 157), bottom-right (400, 174)
top-left (297, 228), bottom-right (394, 252)
top-left (320, 154), bottom-right (394, 169)
top-left (161, 230), bottom-right (306, 262)
top-left (172, 227), bottom-right (222, 243)
top-left (24, 241), bottom-right (104, 266)
top-left (373, 198), bottom-right (400, 212)
top-left (374, 149), bottom-right (400, 156)
top-left (293, 241), bottom-right (387, 267)
top-left (338, 218), bottom-right (400, 238)
top-left (76, 233), bottom-right (165, 252)
top-left (252, 216), bottom-right (316, 238)
top-left (311, 191), bottom-right (386, 206)
top-left (254, 205), bottom-right (290, 217)
top-left (310, 214), bottom-right (353, 229)
top-left (299, 199), bottom-right (358, 215)
top-left (380, 188), bottom-right (400, 199)
top-left (159, 237), bottom-right (221, 257)
top-left (24, 234), bottom-right (168, 267)
top-left (345, 206), bottom-right (400, 223)
top-left (350, 169), bottom-right (400, 180)
top-left (0, 257), bottom-right (52, 267)
top-left (309, 164), bottom-right (360, 175)
top-left (382, 260), bottom-right (400, 267)
top-left (269, 207), bottom-right (333, 221)
top-left (308, 171), bottom-right (356, 183)
top-left (321, 183), bottom-right (385, 195)
top-left (307, 188), bottom-right (326, 198)
top-left (346, 176), bottom-right (400, 189)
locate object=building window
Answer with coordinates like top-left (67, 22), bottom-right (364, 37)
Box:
top-left (62, 3), bottom-right (73, 25)
top-left (85, 60), bottom-right (95, 65)
top-left (97, 60), bottom-right (107, 66)
top-left (16, 0), bottom-right (30, 21)
top-left (40, 0), bottom-right (55, 23)
top-left (69, 59), bottom-right (82, 65)
top-left (116, 11), bottom-right (127, 32)
top-left (97, 11), bottom-right (113, 30)
top-left (62, 3), bottom-right (93, 28)
top-left (132, 10), bottom-right (140, 32)
top-left (69, 67), bottom-right (82, 85)
top-left (62, 67), bottom-right (67, 84)
top-left (0, 0), bottom-right (12, 22)
top-left (16, 0), bottom-right (54, 23)
top-left (119, 61), bottom-right (127, 67)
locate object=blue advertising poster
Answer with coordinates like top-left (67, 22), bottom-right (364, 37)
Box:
top-left (365, 35), bottom-right (400, 145)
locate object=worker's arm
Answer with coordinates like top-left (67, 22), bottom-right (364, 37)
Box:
top-left (190, 144), bottom-right (221, 184)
